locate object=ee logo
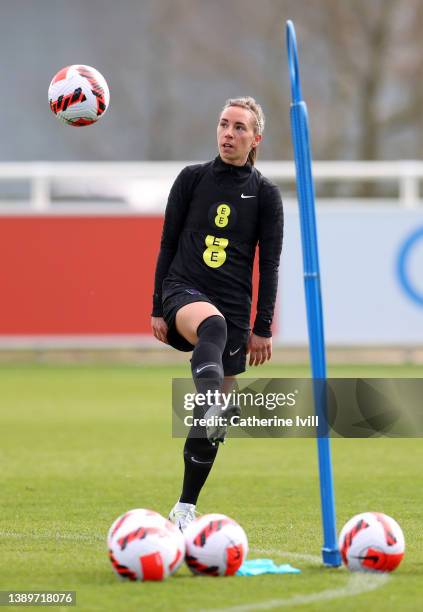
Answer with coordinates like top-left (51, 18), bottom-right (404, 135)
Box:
top-left (203, 203), bottom-right (232, 268)
top-left (203, 235), bottom-right (229, 268)
top-left (214, 203), bottom-right (231, 228)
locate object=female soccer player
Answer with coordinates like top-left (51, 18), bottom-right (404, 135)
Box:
top-left (151, 97), bottom-right (283, 530)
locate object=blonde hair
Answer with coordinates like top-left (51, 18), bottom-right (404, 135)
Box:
top-left (221, 96), bottom-right (265, 165)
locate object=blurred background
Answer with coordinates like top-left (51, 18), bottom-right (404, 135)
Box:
top-left (0, 0), bottom-right (422, 362)
top-left (3, 0), bottom-right (423, 163)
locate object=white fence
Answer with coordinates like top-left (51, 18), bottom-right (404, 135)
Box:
top-left (0, 160), bottom-right (422, 212)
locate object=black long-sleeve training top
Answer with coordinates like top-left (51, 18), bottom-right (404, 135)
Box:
top-left (152, 155), bottom-right (283, 337)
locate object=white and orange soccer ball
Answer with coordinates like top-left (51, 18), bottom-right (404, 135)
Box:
top-left (48, 64), bottom-right (110, 126)
top-left (107, 508), bottom-right (185, 581)
top-left (339, 512), bottom-right (405, 572)
top-left (184, 513), bottom-right (248, 576)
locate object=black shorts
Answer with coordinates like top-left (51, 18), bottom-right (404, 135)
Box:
top-left (162, 281), bottom-right (250, 376)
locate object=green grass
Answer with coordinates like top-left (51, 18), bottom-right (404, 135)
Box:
top-left (0, 363), bottom-right (422, 611)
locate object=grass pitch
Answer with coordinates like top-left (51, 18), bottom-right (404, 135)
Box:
top-left (0, 363), bottom-right (422, 611)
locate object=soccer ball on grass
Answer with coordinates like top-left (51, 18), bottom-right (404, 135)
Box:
top-left (339, 511), bottom-right (405, 572)
top-left (184, 513), bottom-right (248, 576)
top-left (107, 508), bottom-right (185, 581)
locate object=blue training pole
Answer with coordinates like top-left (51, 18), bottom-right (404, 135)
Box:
top-left (286, 20), bottom-right (341, 567)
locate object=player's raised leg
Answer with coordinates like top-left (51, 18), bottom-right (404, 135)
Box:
top-left (169, 302), bottom-right (234, 530)
top-left (176, 302), bottom-right (226, 396)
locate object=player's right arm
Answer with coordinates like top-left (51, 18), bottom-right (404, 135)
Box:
top-left (151, 167), bottom-right (192, 342)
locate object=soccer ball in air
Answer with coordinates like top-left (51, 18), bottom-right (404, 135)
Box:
top-left (48, 64), bottom-right (110, 126)
top-left (339, 512), bottom-right (405, 572)
top-left (108, 508), bottom-right (185, 581)
top-left (184, 513), bottom-right (248, 576)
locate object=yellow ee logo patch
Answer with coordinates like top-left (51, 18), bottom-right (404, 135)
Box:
top-left (203, 235), bottom-right (229, 268)
top-left (214, 203), bottom-right (231, 228)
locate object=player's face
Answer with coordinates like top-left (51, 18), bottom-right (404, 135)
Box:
top-left (217, 106), bottom-right (262, 166)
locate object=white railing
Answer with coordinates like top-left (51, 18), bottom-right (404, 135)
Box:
top-left (0, 160), bottom-right (422, 212)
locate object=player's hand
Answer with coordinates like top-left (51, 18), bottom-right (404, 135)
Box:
top-left (151, 316), bottom-right (169, 345)
top-left (247, 333), bottom-right (272, 366)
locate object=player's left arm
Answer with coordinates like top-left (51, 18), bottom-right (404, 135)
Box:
top-left (249, 180), bottom-right (283, 366)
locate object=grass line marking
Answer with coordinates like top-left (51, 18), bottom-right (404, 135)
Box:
top-left (200, 548), bottom-right (390, 612)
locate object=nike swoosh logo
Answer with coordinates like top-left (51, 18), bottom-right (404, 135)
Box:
top-left (241, 194), bottom-right (256, 199)
top-left (196, 364), bottom-right (217, 374)
top-left (229, 347), bottom-right (241, 356)
top-left (191, 456), bottom-right (213, 465)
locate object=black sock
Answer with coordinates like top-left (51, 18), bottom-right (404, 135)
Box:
top-left (191, 315), bottom-right (227, 397)
top-left (180, 434), bottom-right (219, 504)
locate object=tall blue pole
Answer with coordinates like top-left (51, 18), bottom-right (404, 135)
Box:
top-left (286, 20), bottom-right (341, 567)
